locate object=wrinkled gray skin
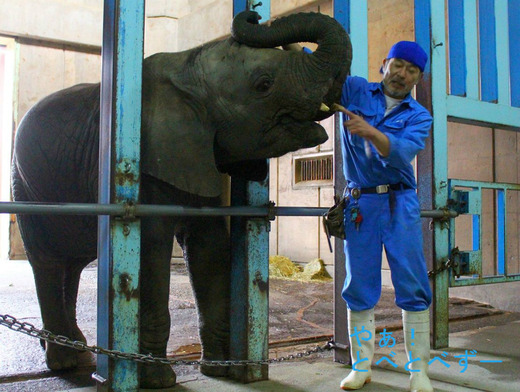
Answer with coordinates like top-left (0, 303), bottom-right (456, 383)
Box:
top-left (11, 11), bottom-right (351, 389)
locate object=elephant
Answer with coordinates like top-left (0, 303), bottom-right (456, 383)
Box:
top-left (11, 10), bottom-right (351, 389)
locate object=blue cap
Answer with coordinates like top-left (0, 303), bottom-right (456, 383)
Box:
top-left (387, 41), bottom-right (428, 72)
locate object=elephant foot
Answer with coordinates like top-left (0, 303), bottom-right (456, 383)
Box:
top-left (45, 343), bottom-right (78, 370)
top-left (78, 350), bottom-right (96, 366)
top-left (71, 326), bottom-right (87, 348)
top-left (200, 363), bottom-right (229, 378)
top-left (200, 351), bottom-right (229, 378)
top-left (140, 363), bottom-right (176, 389)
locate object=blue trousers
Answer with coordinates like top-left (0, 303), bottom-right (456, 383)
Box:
top-left (341, 189), bottom-right (432, 311)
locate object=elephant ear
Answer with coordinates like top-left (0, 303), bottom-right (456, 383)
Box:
top-left (141, 88), bottom-right (223, 198)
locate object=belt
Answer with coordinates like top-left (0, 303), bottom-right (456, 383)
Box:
top-left (348, 183), bottom-right (412, 199)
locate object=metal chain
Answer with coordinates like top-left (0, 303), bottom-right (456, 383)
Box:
top-left (428, 257), bottom-right (455, 278)
top-left (0, 314), bottom-right (333, 367)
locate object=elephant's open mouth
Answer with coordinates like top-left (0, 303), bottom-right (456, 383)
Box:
top-left (260, 116), bottom-right (328, 157)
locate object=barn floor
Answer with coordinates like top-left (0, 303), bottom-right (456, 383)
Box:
top-left (1, 259), bottom-right (519, 391)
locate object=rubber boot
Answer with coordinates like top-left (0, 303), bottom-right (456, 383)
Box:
top-left (403, 309), bottom-right (434, 392)
top-left (340, 308), bottom-right (375, 390)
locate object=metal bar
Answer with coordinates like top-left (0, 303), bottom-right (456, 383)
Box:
top-left (497, 189), bottom-right (506, 275)
top-left (332, 0), bottom-right (356, 365)
top-left (229, 176), bottom-right (270, 383)
top-left (478, 0), bottom-right (498, 103)
top-left (431, 0), bottom-right (451, 349)
top-left (415, 0), bottom-right (435, 326)
top-left (97, 1), bottom-right (143, 391)
top-left (230, 0), bottom-right (270, 384)
top-left (472, 214), bottom-right (480, 251)
top-left (333, 109), bottom-right (348, 363)
top-left (450, 178), bottom-right (520, 190)
top-left (347, 0), bottom-right (368, 79)
top-left (447, 96), bottom-right (520, 129)
top-left (0, 201), bottom-right (457, 219)
top-left (451, 275), bottom-right (520, 287)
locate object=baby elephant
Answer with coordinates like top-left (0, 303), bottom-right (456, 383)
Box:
top-left (11, 11), bottom-right (351, 388)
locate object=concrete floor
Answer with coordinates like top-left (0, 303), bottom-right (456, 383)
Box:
top-left (1, 259), bottom-right (519, 391)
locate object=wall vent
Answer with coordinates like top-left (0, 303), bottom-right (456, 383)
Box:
top-left (293, 152), bottom-right (333, 187)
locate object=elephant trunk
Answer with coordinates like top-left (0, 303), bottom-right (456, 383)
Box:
top-left (231, 11), bottom-right (352, 109)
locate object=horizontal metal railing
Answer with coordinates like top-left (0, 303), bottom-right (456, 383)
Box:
top-left (0, 201), bottom-right (457, 219)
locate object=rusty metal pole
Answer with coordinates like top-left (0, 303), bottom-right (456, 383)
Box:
top-left (229, 0), bottom-right (271, 383)
top-left (96, 0), bottom-right (144, 390)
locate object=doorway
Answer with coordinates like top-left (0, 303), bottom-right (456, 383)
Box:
top-left (0, 38), bottom-right (15, 260)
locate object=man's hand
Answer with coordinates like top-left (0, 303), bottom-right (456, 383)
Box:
top-left (343, 109), bottom-right (376, 138)
top-left (336, 106), bottom-right (391, 157)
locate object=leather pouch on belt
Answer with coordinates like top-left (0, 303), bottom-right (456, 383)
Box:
top-left (322, 195), bottom-right (347, 251)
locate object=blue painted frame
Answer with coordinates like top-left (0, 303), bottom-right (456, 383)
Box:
top-left (332, 0), bottom-right (368, 365)
top-left (418, 0), bottom-right (520, 349)
top-left (97, 1), bottom-right (143, 390)
top-left (448, 179), bottom-right (520, 285)
top-left (229, 0), bottom-right (271, 383)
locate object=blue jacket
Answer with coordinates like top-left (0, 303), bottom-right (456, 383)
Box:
top-left (340, 76), bottom-right (432, 189)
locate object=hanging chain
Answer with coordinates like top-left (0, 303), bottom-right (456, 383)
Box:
top-left (428, 247), bottom-right (462, 278)
top-left (428, 257), bottom-right (457, 278)
top-left (0, 314), bottom-right (334, 366)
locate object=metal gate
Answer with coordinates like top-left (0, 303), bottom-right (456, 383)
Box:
top-left (332, 0), bottom-right (520, 355)
top-left (416, 0), bottom-right (520, 348)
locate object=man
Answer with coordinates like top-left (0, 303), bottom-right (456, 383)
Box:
top-left (284, 40), bottom-right (433, 391)
top-left (336, 41), bottom-right (433, 391)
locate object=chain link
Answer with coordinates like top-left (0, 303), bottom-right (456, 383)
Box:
top-left (428, 257), bottom-right (455, 278)
top-left (0, 314), bottom-right (333, 367)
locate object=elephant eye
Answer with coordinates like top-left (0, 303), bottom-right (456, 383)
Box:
top-left (253, 75), bottom-right (274, 93)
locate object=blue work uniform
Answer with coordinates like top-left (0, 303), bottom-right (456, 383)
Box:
top-left (340, 76), bottom-right (432, 312)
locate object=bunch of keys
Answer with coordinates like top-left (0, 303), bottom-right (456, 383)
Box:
top-left (350, 207), bottom-right (363, 231)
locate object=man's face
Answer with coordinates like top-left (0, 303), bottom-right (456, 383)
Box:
top-left (381, 58), bottom-right (422, 99)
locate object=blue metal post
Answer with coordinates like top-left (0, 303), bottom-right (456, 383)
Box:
top-left (97, 1), bottom-right (144, 390)
top-left (415, 0), bottom-right (451, 348)
top-left (497, 190), bottom-right (505, 275)
top-left (229, 0), bottom-right (270, 383)
top-left (430, 0), bottom-right (451, 349)
top-left (332, 0), bottom-right (368, 365)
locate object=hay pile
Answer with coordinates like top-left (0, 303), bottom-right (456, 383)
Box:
top-left (269, 255), bottom-right (332, 282)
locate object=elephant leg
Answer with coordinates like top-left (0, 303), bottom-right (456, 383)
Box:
top-left (139, 214), bottom-right (177, 389)
top-left (63, 261), bottom-right (89, 344)
top-left (177, 216), bottom-right (231, 377)
top-left (31, 259), bottom-right (79, 370)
